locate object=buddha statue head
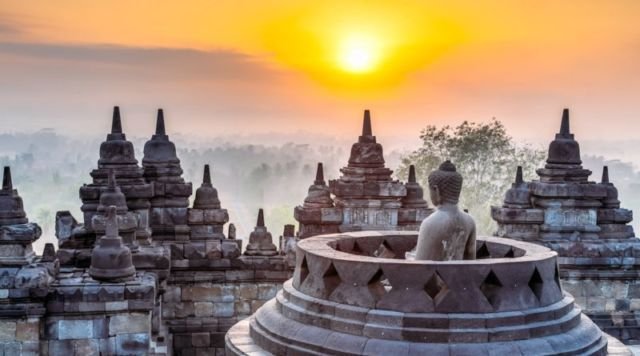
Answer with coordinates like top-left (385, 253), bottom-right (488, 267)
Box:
top-left (427, 160), bottom-right (463, 206)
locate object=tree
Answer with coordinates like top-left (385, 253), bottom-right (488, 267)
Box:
top-left (397, 119), bottom-right (545, 234)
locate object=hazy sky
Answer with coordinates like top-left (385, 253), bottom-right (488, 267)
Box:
top-left (0, 1), bottom-right (639, 142)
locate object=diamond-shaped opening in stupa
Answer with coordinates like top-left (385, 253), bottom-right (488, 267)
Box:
top-left (480, 270), bottom-right (503, 308)
top-left (298, 255), bottom-right (309, 286)
top-left (476, 243), bottom-right (491, 259)
top-left (322, 262), bottom-right (341, 296)
top-left (424, 271), bottom-right (448, 303)
top-left (528, 267), bottom-right (544, 302)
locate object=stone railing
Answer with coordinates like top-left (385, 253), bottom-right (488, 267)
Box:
top-left (292, 231), bottom-right (562, 313)
top-left (226, 231), bottom-right (627, 355)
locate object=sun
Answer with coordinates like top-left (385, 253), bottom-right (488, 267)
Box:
top-left (338, 35), bottom-right (380, 74)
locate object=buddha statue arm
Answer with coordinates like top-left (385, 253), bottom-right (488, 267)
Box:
top-left (414, 222), bottom-right (442, 261)
top-left (464, 222), bottom-right (476, 260)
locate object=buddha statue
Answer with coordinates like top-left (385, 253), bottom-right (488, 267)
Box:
top-left (413, 160), bottom-right (476, 261)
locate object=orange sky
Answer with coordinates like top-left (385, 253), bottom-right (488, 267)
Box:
top-left (0, 0), bottom-right (639, 142)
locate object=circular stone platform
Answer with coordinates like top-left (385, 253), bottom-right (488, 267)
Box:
top-left (226, 231), bottom-right (631, 355)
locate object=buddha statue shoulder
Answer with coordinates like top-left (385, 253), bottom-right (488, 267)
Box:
top-left (414, 160), bottom-right (476, 261)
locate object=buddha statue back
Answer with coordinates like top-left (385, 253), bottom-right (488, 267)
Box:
top-left (413, 160), bottom-right (476, 261)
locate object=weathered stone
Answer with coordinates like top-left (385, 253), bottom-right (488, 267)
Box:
top-left (212, 302), bottom-right (235, 317)
top-left (257, 284), bottom-right (278, 300)
top-left (191, 332), bottom-right (210, 347)
top-left (109, 313), bottom-right (150, 335)
top-left (234, 300), bottom-right (252, 316)
top-left (237, 284), bottom-right (258, 300)
top-left (58, 319), bottom-right (93, 339)
top-left (295, 111), bottom-right (431, 238)
top-left (68, 106), bottom-right (153, 257)
top-left (194, 302), bottom-right (214, 317)
top-left (115, 333), bottom-right (149, 355)
top-left (221, 240), bottom-right (241, 258)
top-left (89, 205), bottom-right (135, 281)
top-left (15, 319), bottom-right (38, 341)
top-left (226, 232), bottom-right (621, 355)
top-left (73, 338), bottom-right (100, 356)
top-left (0, 321), bottom-right (16, 341)
top-left (245, 209), bottom-right (278, 256)
top-left (491, 109), bottom-right (640, 343)
top-left (49, 340), bottom-right (74, 355)
top-left (105, 300), bottom-right (128, 311)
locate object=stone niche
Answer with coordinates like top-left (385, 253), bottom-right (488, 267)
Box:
top-left (226, 231), bottom-right (631, 355)
top-left (492, 109), bottom-right (640, 343)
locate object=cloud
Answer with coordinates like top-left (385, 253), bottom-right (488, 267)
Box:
top-left (0, 23), bottom-right (19, 35)
top-left (0, 13), bottom-right (24, 37)
top-left (0, 40), bottom-right (331, 136)
top-left (0, 41), bottom-right (280, 82)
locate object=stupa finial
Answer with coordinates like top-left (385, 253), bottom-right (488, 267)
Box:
top-left (560, 108), bottom-right (570, 136)
top-left (408, 165), bottom-right (417, 183)
top-left (362, 110), bottom-right (372, 136)
top-left (257, 208), bottom-right (265, 227)
top-left (2, 166), bottom-right (12, 191)
top-left (203, 164), bottom-right (211, 185)
top-left (602, 166), bottom-right (610, 184)
top-left (314, 163), bottom-right (325, 185)
top-left (156, 109), bottom-right (166, 135)
top-left (515, 166), bottom-right (524, 185)
top-left (111, 106), bottom-right (122, 134)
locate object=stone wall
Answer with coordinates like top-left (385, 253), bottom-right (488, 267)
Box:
top-left (41, 270), bottom-right (158, 355)
top-left (43, 313), bottom-right (151, 355)
top-left (562, 276), bottom-right (640, 343)
top-left (163, 257), bottom-right (290, 355)
top-left (0, 318), bottom-right (40, 355)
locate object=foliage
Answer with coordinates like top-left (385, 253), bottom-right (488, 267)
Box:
top-left (396, 119), bottom-right (546, 234)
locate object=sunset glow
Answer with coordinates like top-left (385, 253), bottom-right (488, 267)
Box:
top-left (338, 35), bottom-right (380, 73)
top-left (0, 1), bottom-right (639, 139)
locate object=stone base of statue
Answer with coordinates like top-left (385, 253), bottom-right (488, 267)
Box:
top-left (225, 231), bottom-right (630, 355)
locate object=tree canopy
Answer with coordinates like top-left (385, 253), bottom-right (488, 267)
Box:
top-left (397, 119), bottom-right (545, 234)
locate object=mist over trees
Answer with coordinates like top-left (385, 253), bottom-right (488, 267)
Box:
top-left (1, 125), bottom-right (639, 253)
top-left (396, 119), bottom-right (640, 236)
top-left (396, 120), bottom-right (546, 234)
top-left (0, 131), bottom-right (363, 252)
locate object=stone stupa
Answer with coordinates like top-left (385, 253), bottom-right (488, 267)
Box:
top-left (492, 108), bottom-right (640, 342)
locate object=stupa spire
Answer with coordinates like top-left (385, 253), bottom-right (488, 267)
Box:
top-left (560, 108), bottom-right (570, 136)
top-left (515, 166), bottom-right (523, 185)
top-left (203, 164), bottom-right (211, 185)
top-left (314, 163), bottom-right (325, 185)
top-left (111, 106), bottom-right (122, 134)
top-left (602, 166), bottom-right (610, 184)
top-left (362, 110), bottom-right (372, 136)
top-left (257, 208), bottom-right (265, 227)
top-left (408, 165), bottom-right (417, 183)
top-left (156, 109), bottom-right (166, 135)
top-left (2, 166), bottom-right (12, 191)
